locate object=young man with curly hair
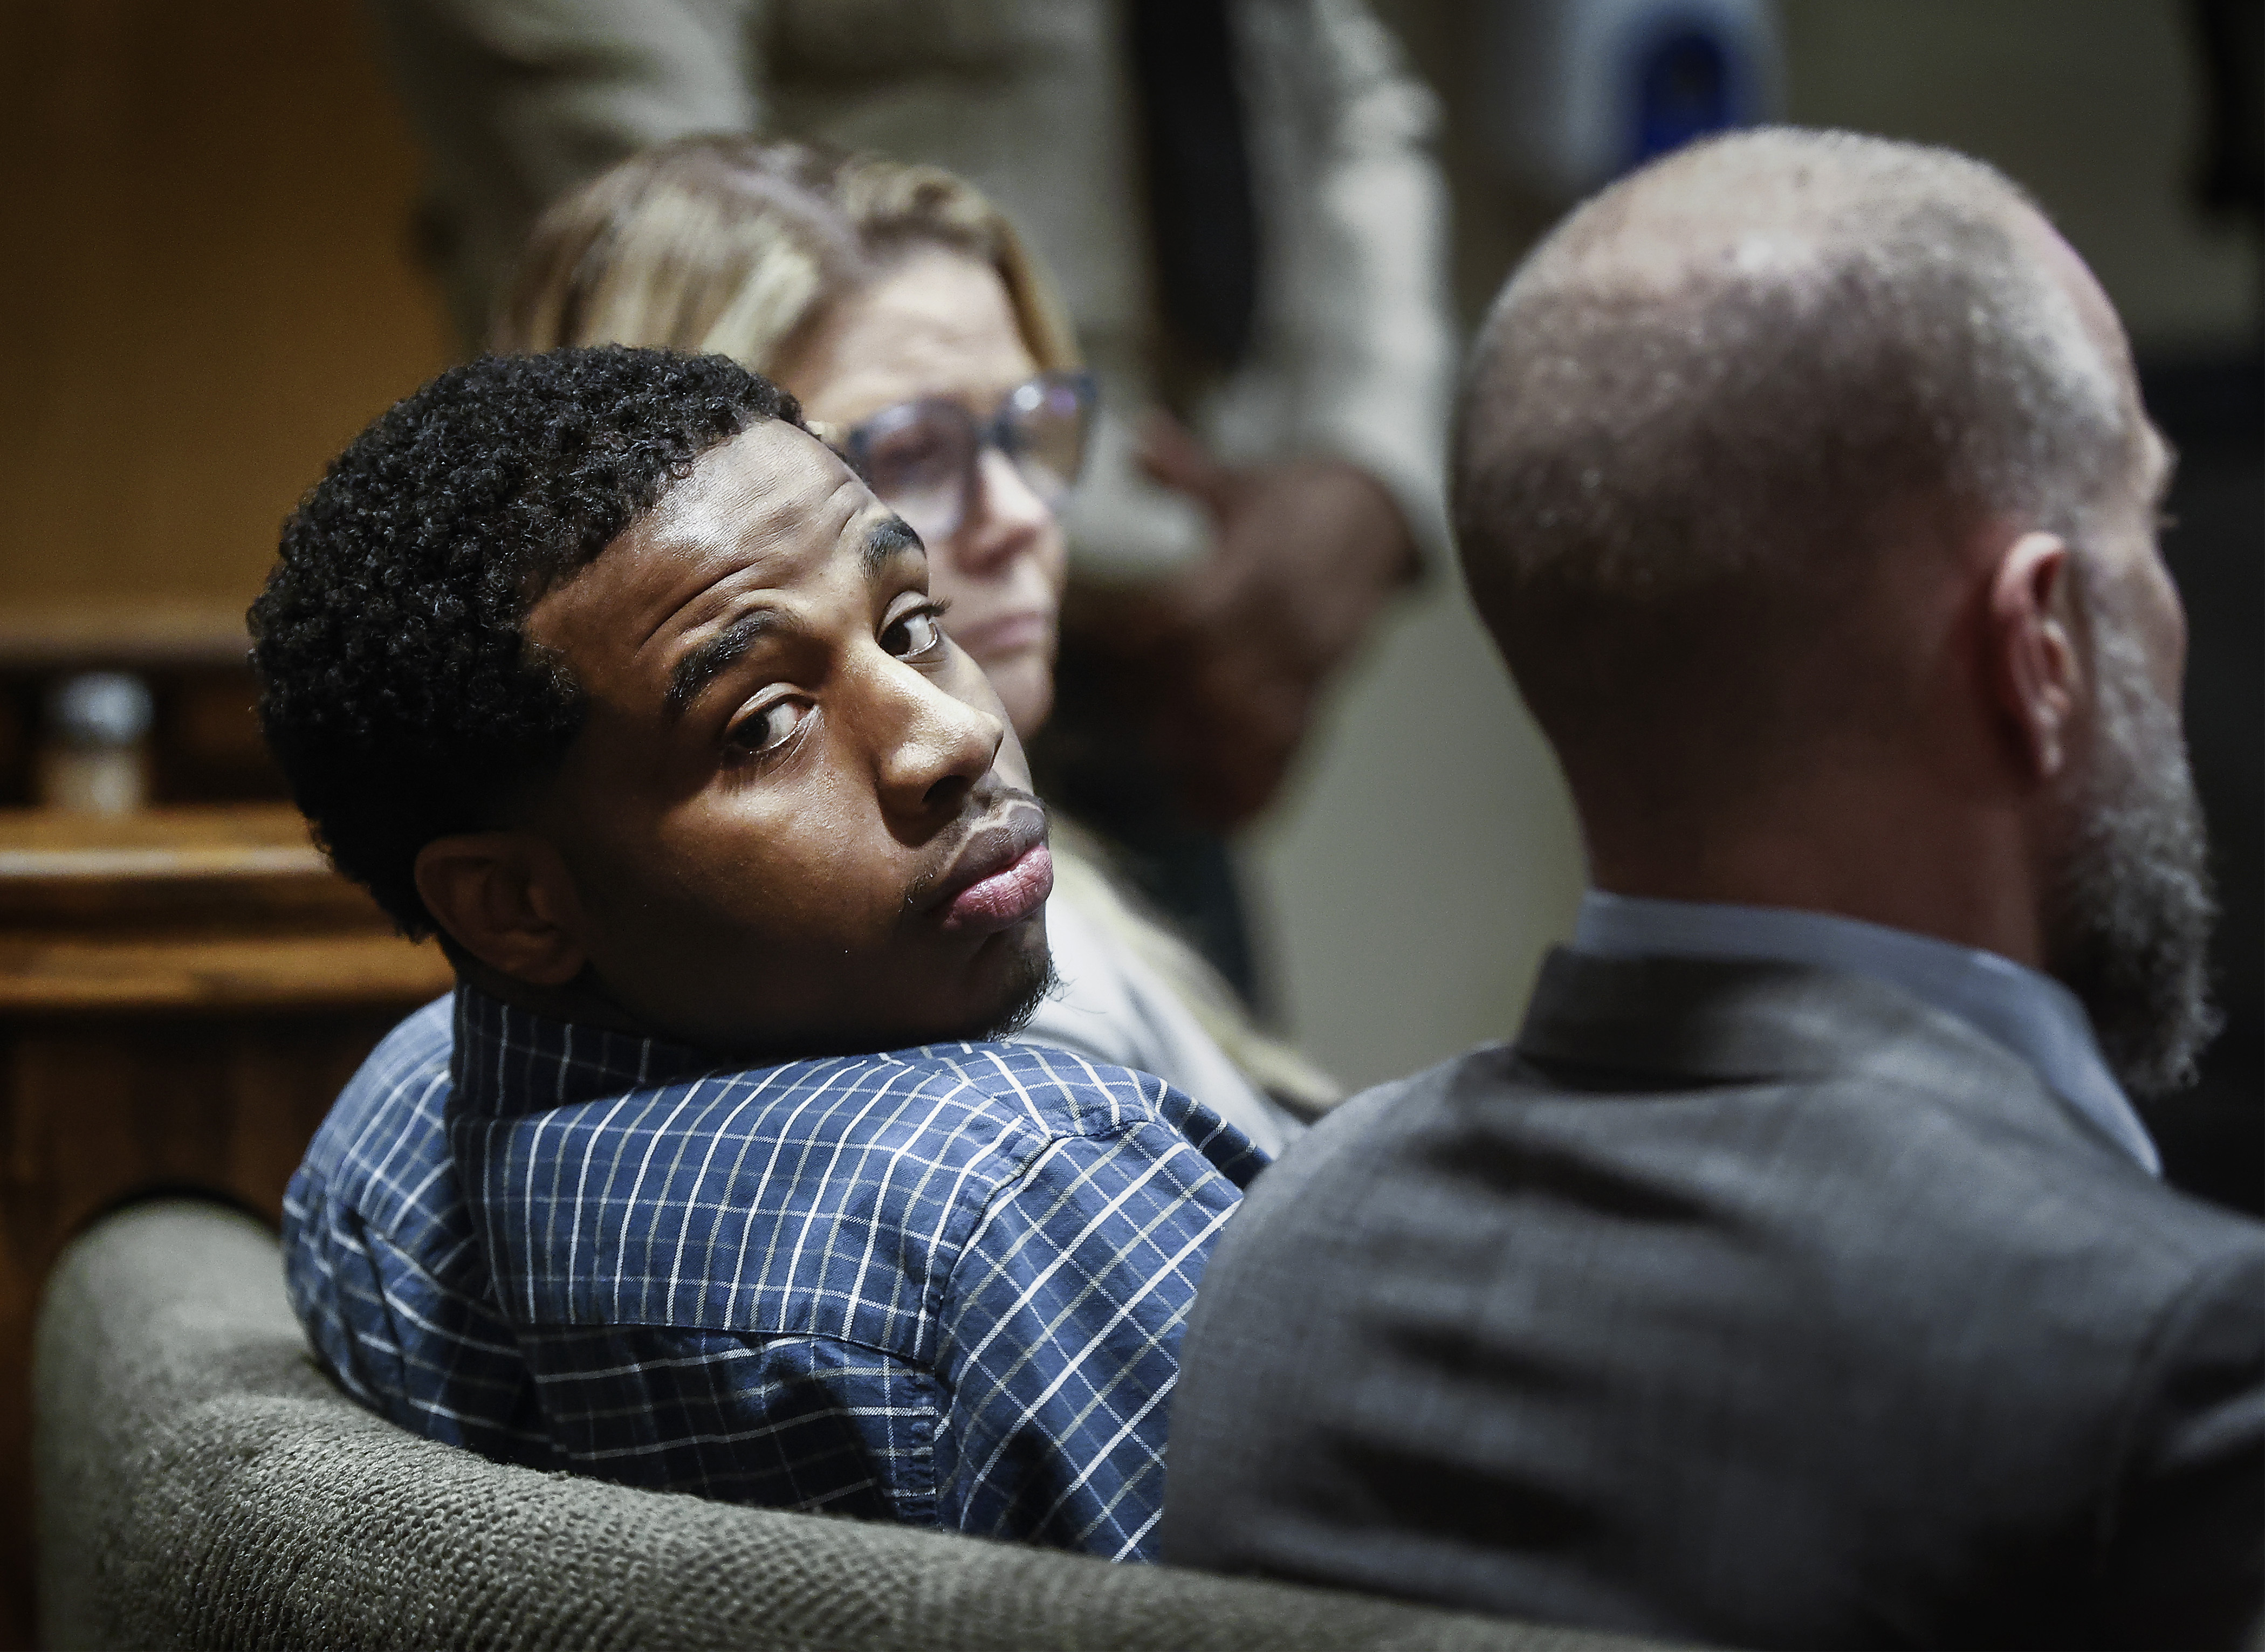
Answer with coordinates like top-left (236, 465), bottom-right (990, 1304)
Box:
top-left (256, 346), bottom-right (1259, 1561)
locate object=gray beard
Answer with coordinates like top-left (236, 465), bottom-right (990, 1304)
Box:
top-left (2043, 597), bottom-right (2221, 1101)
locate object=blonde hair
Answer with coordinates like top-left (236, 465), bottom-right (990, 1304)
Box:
top-left (493, 137), bottom-right (1079, 376)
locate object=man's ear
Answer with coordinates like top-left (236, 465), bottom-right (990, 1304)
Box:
top-left (1986, 531), bottom-right (2082, 782)
top-left (413, 832), bottom-right (589, 987)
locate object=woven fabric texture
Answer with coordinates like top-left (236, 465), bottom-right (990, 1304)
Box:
top-left (34, 1199), bottom-right (1669, 1652)
top-left (287, 988), bottom-right (1261, 1558)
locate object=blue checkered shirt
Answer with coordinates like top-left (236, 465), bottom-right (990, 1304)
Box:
top-left (283, 986), bottom-right (1264, 1560)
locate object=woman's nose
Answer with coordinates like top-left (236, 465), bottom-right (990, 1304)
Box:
top-left (948, 449), bottom-right (1050, 577)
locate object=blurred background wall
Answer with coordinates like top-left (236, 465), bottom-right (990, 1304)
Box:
top-left (1, 0), bottom-right (2254, 1103)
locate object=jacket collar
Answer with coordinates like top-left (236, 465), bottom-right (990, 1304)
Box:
top-left (1567, 892), bottom-right (2157, 1174)
top-left (1513, 948), bottom-right (2150, 1172)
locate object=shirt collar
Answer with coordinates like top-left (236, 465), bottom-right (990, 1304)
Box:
top-left (451, 983), bottom-right (716, 1118)
top-left (1571, 891), bottom-right (2159, 1176)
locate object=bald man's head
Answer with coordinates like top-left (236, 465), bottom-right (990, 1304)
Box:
top-left (1456, 127), bottom-right (2140, 815)
top-left (1457, 129), bottom-right (2219, 1098)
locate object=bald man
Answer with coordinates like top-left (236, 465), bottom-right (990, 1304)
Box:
top-left (1157, 130), bottom-right (2265, 1649)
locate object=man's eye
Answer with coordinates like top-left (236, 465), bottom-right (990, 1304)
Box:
top-left (725, 697), bottom-right (811, 758)
top-left (885, 607), bottom-right (947, 659)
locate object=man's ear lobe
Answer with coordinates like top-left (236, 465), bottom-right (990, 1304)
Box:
top-left (413, 832), bottom-right (589, 987)
top-left (1986, 531), bottom-right (2081, 782)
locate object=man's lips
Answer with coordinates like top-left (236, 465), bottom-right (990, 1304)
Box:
top-left (926, 802), bottom-right (1053, 934)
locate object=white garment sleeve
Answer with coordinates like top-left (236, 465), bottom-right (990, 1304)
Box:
top-left (1220, 0), bottom-right (1458, 568)
top-left (363, 0), bottom-right (766, 338)
top-left (1016, 883), bottom-right (1298, 1160)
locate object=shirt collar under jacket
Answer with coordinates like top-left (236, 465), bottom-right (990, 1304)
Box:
top-left (1572, 890), bottom-right (2160, 1177)
top-left (451, 983), bottom-right (719, 1118)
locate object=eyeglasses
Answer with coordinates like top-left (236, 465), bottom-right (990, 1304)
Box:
top-left (809, 370), bottom-right (1096, 548)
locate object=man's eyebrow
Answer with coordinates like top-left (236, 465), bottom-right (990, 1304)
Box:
top-left (665, 520), bottom-right (918, 718)
top-left (666, 609), bottom-right (782, 718)
top-left (864, 516), bottom-right (922, 576)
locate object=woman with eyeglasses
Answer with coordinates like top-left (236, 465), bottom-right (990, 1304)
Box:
top-left (492, 137), bottom-right (1328, 1152)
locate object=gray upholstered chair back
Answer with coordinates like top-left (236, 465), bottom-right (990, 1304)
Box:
top-left (33, 1200), bottom-right (1653, 1652)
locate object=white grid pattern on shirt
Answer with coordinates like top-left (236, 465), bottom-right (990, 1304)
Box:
top-left (284, 986), bottom-right (1262, 1560)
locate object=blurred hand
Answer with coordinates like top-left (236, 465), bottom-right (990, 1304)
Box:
top-left (1082, 415), bottom-right (1418, 829)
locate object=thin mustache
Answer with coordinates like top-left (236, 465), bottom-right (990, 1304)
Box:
top-left (905, 794), bottom-right (1048, 913)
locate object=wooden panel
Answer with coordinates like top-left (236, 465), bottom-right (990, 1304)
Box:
top-left (0, 604), bottom-right (253, 673)
top-left (0, 0), bottom-right (454, 614)
top-left (0, 656), bottom-right (287, 809)
top-left (0, 3), bottom-right (454, 1629)
top-left (0, 803), bottom-right (388, 933)
top-left (0, 806), bottom-right (452, 1647)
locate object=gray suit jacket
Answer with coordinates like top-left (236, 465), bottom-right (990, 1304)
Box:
top-left (1159, 951), bottom-right (2265, 1650)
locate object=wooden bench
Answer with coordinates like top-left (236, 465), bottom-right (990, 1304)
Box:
top-left (0, 803), bottom-right (451, 1648)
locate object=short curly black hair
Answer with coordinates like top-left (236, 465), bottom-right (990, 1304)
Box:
top-left (250, 346), bottom-right (802, 938)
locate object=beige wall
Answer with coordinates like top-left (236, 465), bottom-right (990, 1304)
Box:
top-left (1248, 571), bottom-right (1584, 1089)
top-left (1779, 0), bottom-right (2258, 353)
top-left (1252, 0), bottom-right (2259, 1092)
